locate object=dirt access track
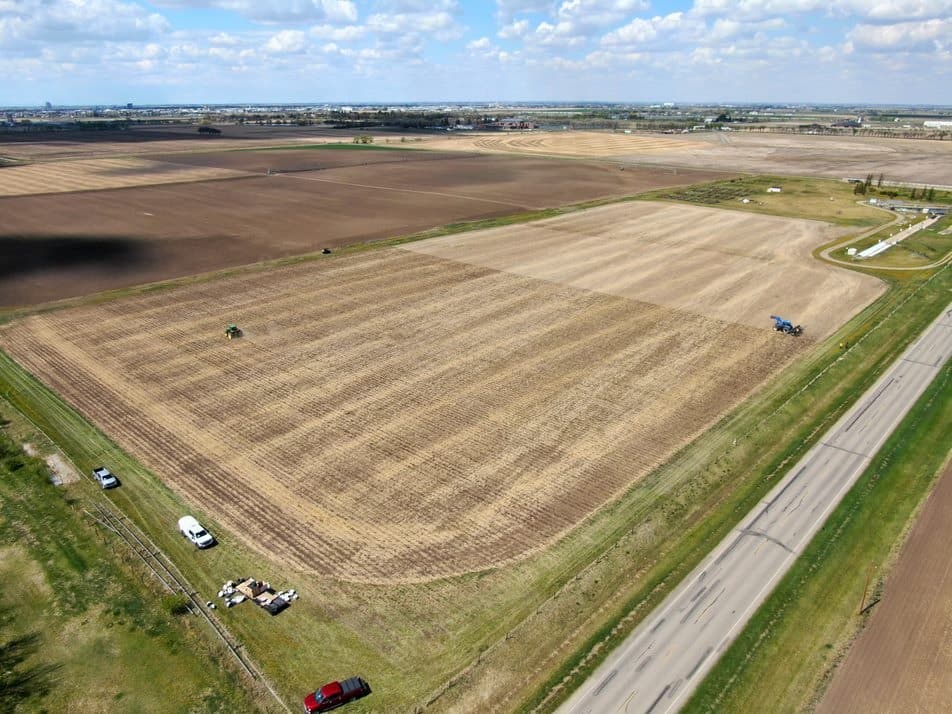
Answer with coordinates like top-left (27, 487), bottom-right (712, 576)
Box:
top-left (0, 150), bottom-right (723, 308)
top-left (0, 202), bottom-right (883, 583)
top-left (423, 131), bottom-right (952, 187)
top-left (818, 456), bottom-right (952, 714)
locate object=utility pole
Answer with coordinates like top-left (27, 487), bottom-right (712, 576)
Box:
top-left (859, 565), bottom-right (875, 615)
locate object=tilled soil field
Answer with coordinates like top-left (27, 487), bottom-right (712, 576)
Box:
top-left (0, 201), bottom-right (879, 582)
top-left (425, 131), bottom-right (952, 187)
top-left (1, 158), bottom-right (722, 307)
top-left (406, 201), bottom-right (884, 338)
top-left (0, 125), bottom-right (414, 161)
top-left (148, 147), bottom-right (466, 173)
top-left (818, 457), bottom-right (952, 714)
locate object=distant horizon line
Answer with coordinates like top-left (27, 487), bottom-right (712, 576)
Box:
top-left (3, 101), bottom-right (952, 111)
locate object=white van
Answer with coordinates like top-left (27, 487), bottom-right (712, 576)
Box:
top-left (178, 516), bottom-right (215, 549)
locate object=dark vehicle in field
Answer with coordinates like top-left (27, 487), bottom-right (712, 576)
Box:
top-left (303, 677), bottom-right (371, 713)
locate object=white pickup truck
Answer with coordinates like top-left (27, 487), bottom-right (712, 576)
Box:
top-left (178, 516), bottom-right (215, 549)
top-left (92, 466), bottom-right (118, 489)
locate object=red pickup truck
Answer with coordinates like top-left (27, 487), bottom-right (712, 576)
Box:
top-left (303, 677), bottom-right (371, 713)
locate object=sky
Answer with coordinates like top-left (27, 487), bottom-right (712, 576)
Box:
top-left (1, 0), bottom-right (950, 106)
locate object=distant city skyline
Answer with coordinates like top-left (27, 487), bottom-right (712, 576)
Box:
top-left (1, 1), bottom-right (950, 106)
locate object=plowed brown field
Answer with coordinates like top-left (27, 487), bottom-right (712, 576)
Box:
top-left (148, 147), bottom-right (464, 173)
top-left (0, 125), bottom-right (414, 161)
top-left (0, 205), bottom-right (882, 583)
top-left (818, 458), bottom-right (952, 714)
top-left (1, 156), bottom-right (723, 307)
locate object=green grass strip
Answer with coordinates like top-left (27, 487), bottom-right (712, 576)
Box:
top-left (0, 415), bottom-right (256, 712)
top-left (526, 266), bottom-right (950, 712)
top-left (636, 175), bottom-right (888, 227)
top-left (684, 358), bottom-right (952, 713)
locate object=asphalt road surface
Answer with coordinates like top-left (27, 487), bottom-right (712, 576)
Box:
top-left (558, 303), bottom-right (952, 714)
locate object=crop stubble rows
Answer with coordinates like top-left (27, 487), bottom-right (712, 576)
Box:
top-left (423, 131), bottom-right (701, 157)
top-left (408, 201), bottom-right (884, 338)
top-left (1, 247), bottom-right (805, 582)
top-left (0, 157), bottom-right (250, 196)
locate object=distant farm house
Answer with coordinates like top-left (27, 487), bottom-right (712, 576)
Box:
top-left (497, 117), bottom-right (536, 131)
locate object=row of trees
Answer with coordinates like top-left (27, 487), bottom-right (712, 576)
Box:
top-left (853, 173), bottom-right (937, 201)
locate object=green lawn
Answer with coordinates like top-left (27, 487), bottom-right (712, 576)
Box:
top-left (829, 213), bottom-right (952, 270)
top-left (0, 410), bottom-right (264, 713)
top-left (639, 175), bottom-right (889, 227)
top-left (684, 349), bottom-right (952, 713)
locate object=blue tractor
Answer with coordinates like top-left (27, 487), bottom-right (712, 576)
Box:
top-left (771, 315), bottom-right (803, 336)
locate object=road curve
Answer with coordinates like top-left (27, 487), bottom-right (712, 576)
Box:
top-left (558, 303), bottom-right (952, 714)
top-left (819, 206), bottom-right (952, 272)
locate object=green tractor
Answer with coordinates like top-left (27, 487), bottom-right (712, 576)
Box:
top-left (225, 324), bottom-right (243, 340)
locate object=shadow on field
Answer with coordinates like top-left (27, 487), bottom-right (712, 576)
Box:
top-left (0, 235), bottom-right (145, 281)
top-left (0, 628), bottom-right (59, 708)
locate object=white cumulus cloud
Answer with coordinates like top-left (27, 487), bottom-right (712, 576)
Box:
top-left (150, 0), bottom-right (357, 25)
top-left (601, 12), bottom-right (686, 47)
top-left (848, 18), bottom-right (950, 51)
top-left (498, 18), bottom-right (529, 39)
top-left (0, 0), bottom-right (169, 48)
top-left (264, 29), bottom-right (307, 53)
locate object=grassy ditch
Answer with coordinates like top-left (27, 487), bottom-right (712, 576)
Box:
top-left (639, 175), bottom-right (887, 227)
top-left (0, 408), bottom-right (263, 713)
top-left (683, 354), bottom-right (952, 713)
top-left (830, 213), bottom-right (952, 270)
top-left (520, 266), bottom-right (950, 713)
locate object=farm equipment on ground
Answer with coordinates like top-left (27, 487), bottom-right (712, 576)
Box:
top-left (225, 324), bottom-right (243, 339)
top-left (771, 315), bottom-right (803, 336)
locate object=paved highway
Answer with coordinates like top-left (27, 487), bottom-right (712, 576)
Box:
top-left (559, 303), bottom-right (952, 714)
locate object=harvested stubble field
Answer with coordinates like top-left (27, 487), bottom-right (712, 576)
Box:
top-left (1, 156), bottom-right (722, 307)
top-left (0, 156), bottom-right (252, 196)
top-left (424, 130), bottom-right (700, 157)
top-left (407, 201), bottom-right (884, 338)
top-left (426, 130), bottom-right (952, 187)
top-left (0, 203), bottom-right (882, 583)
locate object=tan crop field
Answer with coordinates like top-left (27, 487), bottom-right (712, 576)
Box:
top-left (407, 201), bottom-right (884, 338)
top-left (425, 130), bottom-right (952, 186)
top-left (424, 130), bottom-right (701, 157)
top-left (0, 156), bottom-right (252, 196)
top-left (0, 202), bottom-right (882, 584)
